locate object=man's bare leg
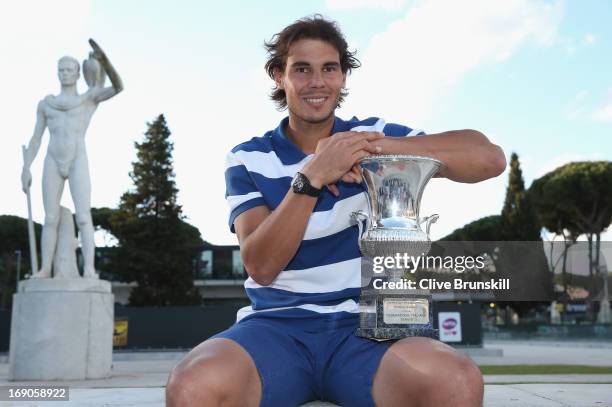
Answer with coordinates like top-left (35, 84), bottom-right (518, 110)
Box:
top-left (166, 338), bottom-right (262, 407)
top-left (69, 153), bottom-right (96, 278)
top-left (34, 156), bottom-right (65, 278)
top-left (372, 338), bottom-right (483, 407)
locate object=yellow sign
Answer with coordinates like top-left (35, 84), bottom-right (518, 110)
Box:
top-left (113, 318), bottom-right (128, 347)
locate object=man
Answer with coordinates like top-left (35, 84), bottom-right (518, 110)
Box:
top-left (21, 39), bottom-right (123, 279)
top-left (167, 16), bottom-right (505, 407)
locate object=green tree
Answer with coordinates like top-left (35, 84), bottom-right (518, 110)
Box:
top-left (439, 154), bottom-right (553, 312)
top-left (500, 153), bottom-right (541, 241)
top-left (91, 207), bottom-right (116, 233)
top-left (529, 161), bottom-right (612, 296)
top-left (109, 115), bottom-right (202, 306)
top-left (91, 206), bottom-right (119, 247)
top-left (496, 153), bottom-right (551, 311)
top-left (0, 215), bottom-right (42, 309)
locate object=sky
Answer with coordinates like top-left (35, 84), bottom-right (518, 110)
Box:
top-left (0, 0), bottom-right (610, 246)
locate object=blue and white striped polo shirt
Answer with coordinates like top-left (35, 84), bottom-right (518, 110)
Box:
top-left (225, 115), bottom-right (424, 322)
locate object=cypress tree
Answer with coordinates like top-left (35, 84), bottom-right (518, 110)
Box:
top-left (110, 115), bottom-right (202, 306)
top-left (501, 153), bottom-right (541, 241)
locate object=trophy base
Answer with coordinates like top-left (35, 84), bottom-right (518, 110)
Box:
top-left (355, 327), bottom-right (439, 341)
top-left (357, 288), bottom-right (439, 341)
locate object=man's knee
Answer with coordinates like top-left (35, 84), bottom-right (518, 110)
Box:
top-left (166, 359), bottom-right (216, 406)
top-left (445, 352), bottom-right (484, 402)
top-left (381, 338), bottom-right (483, 406)
top-left (166, 352), bottom-right (227, 406)
top-left (75, 213), bottom-right (93, 229)
top-left (166, 339), bottom-right (261, 407)
top-left (419, 342), bottom-right (483, 405)
top-left (44, 213), bottom-right (60, 229)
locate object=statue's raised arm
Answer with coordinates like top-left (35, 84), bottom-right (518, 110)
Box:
top-left (85, 39), bottom-right (123, 103)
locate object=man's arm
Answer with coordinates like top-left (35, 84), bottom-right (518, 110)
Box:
top-left (88, 39), bottom-right (123, 103)
top-left (371, 129), bottom-right (506, 183)
top-left (234, 131), bottom-right (382, 286)
top-left (21, 101), bottom-right (47, 192)
top-left (235, 192), bottom-right (317, 286)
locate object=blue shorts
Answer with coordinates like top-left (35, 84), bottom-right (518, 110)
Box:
top-left (212, 311), bottom-right (395, 407)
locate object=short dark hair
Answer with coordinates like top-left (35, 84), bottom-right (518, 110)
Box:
top-left (264, 14), bottom-right (360, 110)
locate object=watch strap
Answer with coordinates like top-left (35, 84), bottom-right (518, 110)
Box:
top-left (292, 172), bottom-right (322, 197)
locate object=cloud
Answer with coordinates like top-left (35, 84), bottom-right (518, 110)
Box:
top-left (566, 88), bottom-right (612, 123)
top-left (561, 32), bottom-right (597, 56)
top-left (325, 0), bottom-right (406, 11)
top-left (584, 33), bottom-right (597, 45)
top-left (591, 104), bottom-right (612, 123)
top-left (343, 0), bottom-right (564, 124)
top-left (564, 90), bottom-right (590, 120)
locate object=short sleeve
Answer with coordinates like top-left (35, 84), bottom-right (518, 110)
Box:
top-left (348, 117), bottom-right (425, 137)
top-left (383, 122), bottom-right (426, 138)
top-left (224, 151), bottom-right (266, 233)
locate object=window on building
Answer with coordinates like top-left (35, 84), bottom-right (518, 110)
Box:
top-left (195, 250), bottom-right (213, 279)
top-left (232, 249), bottom-right (245, 277)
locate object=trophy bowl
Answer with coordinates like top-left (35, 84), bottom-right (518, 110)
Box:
top-left (351, 155), bottom-right (444, 340)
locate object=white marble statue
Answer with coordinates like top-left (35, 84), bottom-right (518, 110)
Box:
top-left (21, 39), bottom-right (123, 279)
top-left (53, 206), bottom-right (80, 279)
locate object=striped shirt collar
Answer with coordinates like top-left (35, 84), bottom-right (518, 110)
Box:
top-left (271, 116), bottom-right (348, 165)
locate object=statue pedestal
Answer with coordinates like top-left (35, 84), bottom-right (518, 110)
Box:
top-left (8, 278), bottom-right (114, 381)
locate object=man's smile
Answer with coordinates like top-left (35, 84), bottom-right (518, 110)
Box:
top-left (303, 96), bottom-right (328, 106)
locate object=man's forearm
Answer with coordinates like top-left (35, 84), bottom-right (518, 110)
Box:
top-left (23, 104), bottom-right (47, 168)
top-left (23, 140), bottom-right (40, 168)
top-left (100, 57), bottom-right (123, 92)
top-left (240, 190), bottom-right (318, 286)
top-left (373, 130), bottom-right (506, 183)
top-left (23, 130), bottom-right (44, 169)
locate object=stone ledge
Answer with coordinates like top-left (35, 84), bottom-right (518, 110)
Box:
top-left (18, 278), bottom-right (111, 293)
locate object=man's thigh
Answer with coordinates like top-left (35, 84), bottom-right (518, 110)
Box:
top-left (372, 337), bottom-right (484, 407)
top-left (68, 153), bottom-right (91, 214)
top-left (212, 318), bottom-right (318, 407)
top-left (41, 155), bottom-right (65, 215)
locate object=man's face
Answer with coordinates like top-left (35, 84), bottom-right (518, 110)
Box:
top-left (57, 60), bottom-right (79, 86)
top-left (276, 38), bottom-right (346, 125)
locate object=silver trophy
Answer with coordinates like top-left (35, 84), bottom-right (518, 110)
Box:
top-left (351, 155), bottom-right (443, 340)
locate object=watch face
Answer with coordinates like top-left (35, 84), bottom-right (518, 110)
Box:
top-left (293, 174), bottom-right (305, 190)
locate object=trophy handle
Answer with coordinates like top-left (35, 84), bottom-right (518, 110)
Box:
top-left (420, 214), bottom-right (439, 235)
top-left (350, 210), bottom-right (369, 239)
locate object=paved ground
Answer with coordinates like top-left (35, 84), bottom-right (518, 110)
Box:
top-left (475, 340), bottom-right (612, 367)
top-left (0, 340), bottom-right (611, 406)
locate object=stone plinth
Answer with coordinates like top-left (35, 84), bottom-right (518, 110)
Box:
top-left (8, 278), bottom-right (114, 381)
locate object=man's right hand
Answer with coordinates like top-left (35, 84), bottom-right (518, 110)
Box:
top-left (21, 167), bottom-right (32, 193)
top-left (300, 131), bottom-right (383, 196)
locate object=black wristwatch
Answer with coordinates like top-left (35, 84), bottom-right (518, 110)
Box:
top-left (292, 172), bottom-right (322, 197)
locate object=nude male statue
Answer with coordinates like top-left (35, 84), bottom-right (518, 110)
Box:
top-left (21, 39), bottom-right (123, 279)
